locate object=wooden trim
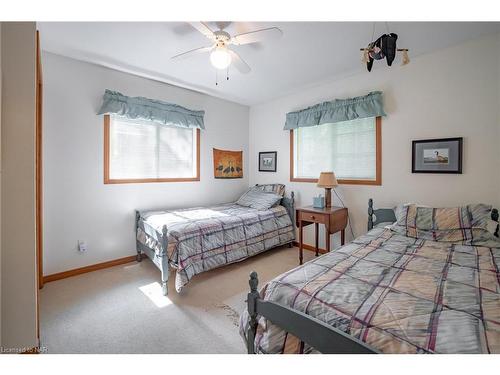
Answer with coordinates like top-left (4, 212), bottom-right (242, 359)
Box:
top-left (35, 31), bottom-right (43, 288)
top-left (35, 30), bottom-right (43, 345)
top-left (43, 254), bottom-right (145, 283)
top-left (105, 177), bottom-right (201, 184)
top-left (44, 243), bottom-right (325, 284)
top-left (36, 31), bottom-right (43, 289)
top-left (103, 115), bottom-right (201, 184)
top-left (103, 114), bottom-right (110, 183)
top-left (196, 126), bottom-right (200, 179)
top-left (375, 116), bottom-right (382, 184)
top-left (292, 241), bottom-right (328, 255)
top-left (289, 116), bottom-right (382, 186)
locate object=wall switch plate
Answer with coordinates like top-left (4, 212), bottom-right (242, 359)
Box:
top-left (78, 240), bottom-right (87, 252)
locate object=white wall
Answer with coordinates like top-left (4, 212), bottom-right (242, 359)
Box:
top-left (1, 22), bottom-right (38, 349)
top-left (43, 52), bottom-right (249, 275)
top-left (249, 32), bottom-right (500, 250)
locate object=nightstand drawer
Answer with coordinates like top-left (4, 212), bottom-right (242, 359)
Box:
top-left (299, 211), bottom-right (327, 224)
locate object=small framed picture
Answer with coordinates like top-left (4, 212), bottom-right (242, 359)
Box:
top-left (412, 137), bottom-right (463, 174)
top-left (258, 151), bottom-right (277, 172)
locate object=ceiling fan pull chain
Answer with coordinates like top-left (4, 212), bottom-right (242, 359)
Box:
top-left (215, 70), bottom-right (218, 86)
top-left (226, 67), bottom-right (229, 81)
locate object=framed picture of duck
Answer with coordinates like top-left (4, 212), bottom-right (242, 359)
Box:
top-left (213, 148), bottom-right (243, 178)
top-left (412, 137), bottom-right (463, 174)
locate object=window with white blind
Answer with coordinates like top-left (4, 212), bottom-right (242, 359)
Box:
top-left (291, 116), bottom-right (381, 185)
top-left (104, 115), bottom-right (200, 183)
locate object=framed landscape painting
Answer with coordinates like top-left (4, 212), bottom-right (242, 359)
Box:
top-left (412, 137), bottom-right (463, 174)
top-left (259, 151), bottom-right (277, 172)
top-left (213, 148), bottom-right (243, 178)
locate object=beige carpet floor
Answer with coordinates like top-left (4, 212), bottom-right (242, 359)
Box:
top-left (40, 245), bottom-right (314, 353)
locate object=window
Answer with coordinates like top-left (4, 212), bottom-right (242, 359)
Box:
top-left (290, 116), bottom-right (381, 185)
top-left (104, 115), bottom-right (200, 183)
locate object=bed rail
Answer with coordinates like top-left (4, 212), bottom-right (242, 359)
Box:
top-left (246, 272), bottom-right (377, 354)
top-left (492, 208), bottom-right (499, 237)
top-left (367, 198), bottom-right (396, 231)
top-left (281, 191), bottom-right (295, 228)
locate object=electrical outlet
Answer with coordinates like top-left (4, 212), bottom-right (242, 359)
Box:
top-left (78, 240), bottom-right (87, 252)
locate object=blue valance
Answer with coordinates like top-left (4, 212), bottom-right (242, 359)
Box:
top-left (97, 90), bottom-right (205, 129)
top-left (284, 91), bottom-right (386, 130)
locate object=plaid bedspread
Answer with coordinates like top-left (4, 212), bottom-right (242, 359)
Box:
top-left (137, 203), bottom-right (294, 292)
top-left (240, 227), bottom-right (500, 354)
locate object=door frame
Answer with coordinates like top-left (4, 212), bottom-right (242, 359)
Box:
top-left (36, 29), bottom-right (43, 344)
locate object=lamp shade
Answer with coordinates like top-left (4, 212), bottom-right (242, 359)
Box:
top-left (317, 172), bottom-right (338, 188)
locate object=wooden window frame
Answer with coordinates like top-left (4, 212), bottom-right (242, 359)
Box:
top-left (289, 116), bottom-right (382, 186)
top-left (103, 114), bottom-right (201, 184)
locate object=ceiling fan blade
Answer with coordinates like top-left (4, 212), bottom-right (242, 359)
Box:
top-left (171, 45), bottom-right (213, 61)
top-left (228, 49), bottom-right (251, 74)
top-left (190, 22), bottom-right (216, 40)
top-left (230, 27), bottom-right (283, 46)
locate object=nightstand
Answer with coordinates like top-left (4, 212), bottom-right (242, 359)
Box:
top-left (295, 206), bottom-right (348, 265)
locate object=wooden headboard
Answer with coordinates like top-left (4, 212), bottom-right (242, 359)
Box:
top-left (367, 198), bottom-right (396, 230)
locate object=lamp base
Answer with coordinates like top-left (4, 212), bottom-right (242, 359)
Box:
top-left (324, 188), bottom-right (332, 208)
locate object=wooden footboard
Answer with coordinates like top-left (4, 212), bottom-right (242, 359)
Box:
top-left (245, 198), bottom-right (382, 354)
top-left (246, 272), bottom-right (377, 354)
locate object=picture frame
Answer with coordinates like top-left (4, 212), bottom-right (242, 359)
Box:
top-left (412, 137), bottom-right (463, 174)
top-left (258, 151), bottom-right (277, 172)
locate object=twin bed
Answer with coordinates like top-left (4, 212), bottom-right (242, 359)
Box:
top-left (240, 199), bottom-right (500, 354)
top-left (135, 184), bottom-right (295, 295)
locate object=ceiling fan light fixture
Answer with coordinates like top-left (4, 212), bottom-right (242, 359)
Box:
top-left (173, 22), bottom-right (283, 74)
top-left (210, 46), bottom-right (232, 70)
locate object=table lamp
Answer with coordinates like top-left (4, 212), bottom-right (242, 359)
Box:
top-left (317, 172), bottom-right (338, 208)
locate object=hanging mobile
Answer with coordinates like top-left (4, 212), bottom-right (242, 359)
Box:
top-left (359, 22), bottom-right (410, 72)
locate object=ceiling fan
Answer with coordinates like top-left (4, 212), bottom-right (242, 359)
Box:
top-left (171, 22), bottom-right (283, 74)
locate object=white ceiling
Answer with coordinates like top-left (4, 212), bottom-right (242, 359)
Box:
top-left (38, 22), bottom-right (500, 106)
